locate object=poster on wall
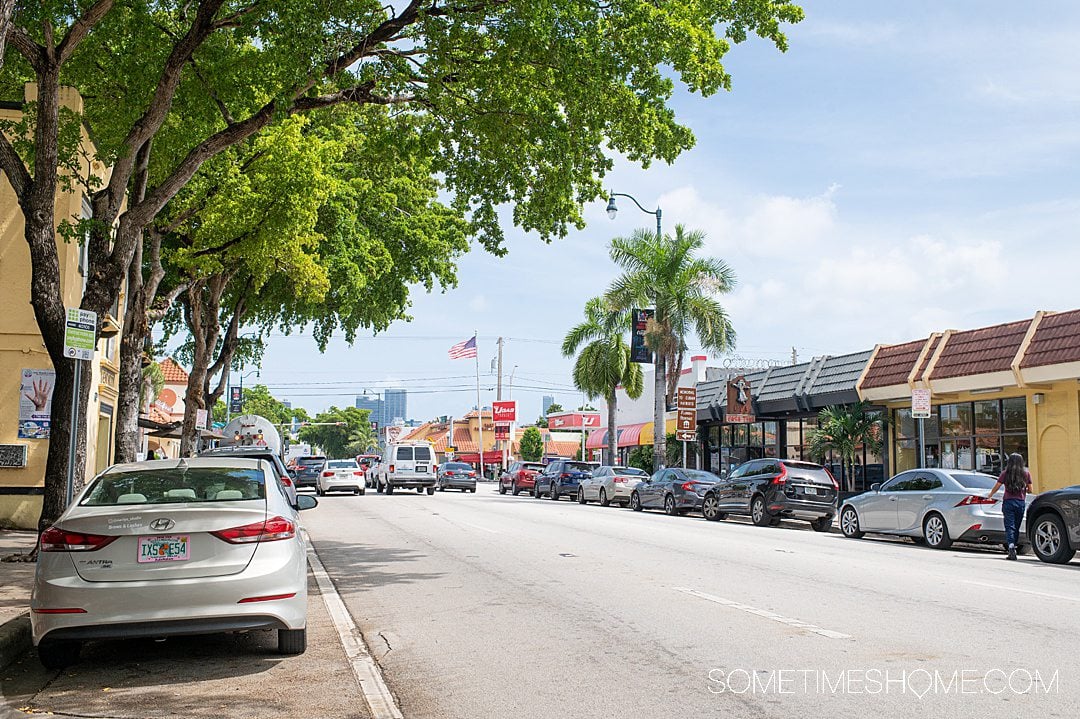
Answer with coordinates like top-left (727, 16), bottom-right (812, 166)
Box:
top-left (19, 368), bottom-right (56, 439)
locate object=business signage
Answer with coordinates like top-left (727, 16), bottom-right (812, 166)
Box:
top-left (493, 400), bottom-right (517, 423)
top-left (63, 308), bottom-right (97, 360)
top-left (725, 375), bottom-right (755, 424)
top-left (911, 389), bottom-right (931, 419)
top-left (493, 424), bottom-right (510, 441)
top-left (229, 386), bottom-right (243, 413)
top-left (195, 409), bottom-right (208, 430)
top-left (547, 412), bottom-right (601, 429)
top-left (630, 308), bottom-right (654, 364)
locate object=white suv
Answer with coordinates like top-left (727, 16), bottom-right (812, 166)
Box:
top-left (375, 442), bottom-right (437, 495)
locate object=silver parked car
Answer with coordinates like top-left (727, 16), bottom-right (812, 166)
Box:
top-left (317, 459), bottom-right (365, 496)
top-left (578, 465), bottom-right (649, 507)
top-left (839, 469), bottom-right (1032, 550)
top-left (31, 457), bottom-right (317, 669)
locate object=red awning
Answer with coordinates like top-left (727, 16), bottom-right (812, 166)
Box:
top-left (454, 450), bottom-right (504, 464)
top-left (617, 422), bottom-right (649, 447)
top-left (586, 428), bottom-right (623, 449)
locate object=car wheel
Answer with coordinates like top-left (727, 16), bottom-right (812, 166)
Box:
top-left (922, 513), bottom-right (952, 549)
top-left (278, 628), bottom-right (307, 655)
top-left (550, 484), bottom-right (559, 501)
top-left (386, 483), bottom-right (394, 495)
top-left (426, 487), bottom-right (435, 495)
top-left (599, 488), bottom-right (610, 507)
top-left (839, 506), bottom-right (864, 538)
top-left (910, 536), bottom-right (926, 545)
top-left (534, 485), bottom-right (542, 499)
top-left (578, 488), bottom-right (587, 504)
top-left (751, 495), bottom-right (772, 527)
top-left (664, 495), bottom-right (678, 516)
top-left (375, 480), bottom-right (383, 493)
top-left (357, 489), bottom-right (364, 496)
top-left (499, 484), bottom-right (507, 495)
top-left (1031, 513), bottom-right (1076, 564)
top-left (810, 516), bottom-right (832, 533)
top-left (471, 488), bottom-right (477, 493)
top-left (702, 494), bottom-right (725, 522)
top-left (630, 492), bottom-right (643, 512)
top-left (512, 483), bottom-right (520, 496)
top-left (315, 487), bottom-right (323, 496)
top-left (38, 640), bottom-right (81, 670)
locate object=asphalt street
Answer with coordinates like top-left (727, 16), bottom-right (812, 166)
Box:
top-left (306, 486), bottom-right (1080, 719)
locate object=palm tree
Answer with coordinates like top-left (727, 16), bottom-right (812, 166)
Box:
top-left (805, 400), bottom-right (883, 491)
top-left (606, 225), bottom-right (736, 471)
top-left (562, 297), bottom-right (644, 466)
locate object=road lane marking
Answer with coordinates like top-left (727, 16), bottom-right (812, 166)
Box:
top-left (672, 587), bottom-right (852, 640)
top-left (459, 521), bottom-right (501, 534)
top-left (962, 580), bottom-right (1080, 603)
top-left (305, 533), bottom-right (404, 719)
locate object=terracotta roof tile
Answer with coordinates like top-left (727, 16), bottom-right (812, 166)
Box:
top-left (930, 320), bottom-right (1029, 380)
top-left (1021, 310), bottom-right (1080, 368)
top-left (159, 358), bottom-right (189, 384)
top-left (914, 334), bottom-right (941, 379)
top-left (860, 339), bottom-right (926, 389)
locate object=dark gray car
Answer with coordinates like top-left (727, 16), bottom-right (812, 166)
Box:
top-left (437, 462), bottom-right (478, 492)
top-left (630, 468), bottom-right (720, 516)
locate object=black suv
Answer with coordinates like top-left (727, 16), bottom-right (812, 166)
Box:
top-left (701, 459), bottom-right (838, 531)
top-left (291, 455), bottom-right (328, 489)
top-left (199, 445), bottom-right (296, 505)
top-left (533, 460), bottom-right (592, 501)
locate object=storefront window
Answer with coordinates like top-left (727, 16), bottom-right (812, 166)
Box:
top-left (895, 409), bottom-right (916, 441)
top-left (734, 424), bottom-right (748, 445)
top-left (896, 398), bottom-right (1029, 474)
top-left (974, 400), bottom-right (1000, 435)
top-left (1002, 397), bottom-right (1026, 432)
top-left (763, 421), bottom-right (778, 458)
top-left (895, 439), bottom-right (918, 472)
top-left (976, 435), bottom-right (1002, 475)
top-left (940, 403), bottom-right (973, 436)
top-left (1002, 434), bottom-right (1029, 464)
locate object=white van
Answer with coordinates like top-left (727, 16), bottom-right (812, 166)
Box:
top-left (374, 441), bottom-right (437, 495)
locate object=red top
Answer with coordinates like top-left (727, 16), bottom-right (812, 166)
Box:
top-left (998, 470), bottom-right (1032, 500)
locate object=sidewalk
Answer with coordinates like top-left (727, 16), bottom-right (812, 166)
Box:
top-left (0, 530), bottom-right (36, 671)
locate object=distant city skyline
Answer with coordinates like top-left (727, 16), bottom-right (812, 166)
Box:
top-left (354, 389), bottom-right (408, 427)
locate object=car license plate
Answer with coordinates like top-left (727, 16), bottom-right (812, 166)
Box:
top-left (138, 535), bottom-right (190, 563)
top-left (805, 486), bottom-right (818, 495)
top-left (416, 465), bottom-right (428, 473)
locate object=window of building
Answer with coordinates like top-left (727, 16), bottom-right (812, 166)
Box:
top-left (893, 398), bottom-right (1028, 476)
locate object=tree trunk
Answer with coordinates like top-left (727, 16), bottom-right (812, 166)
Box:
top-left (606, 388), bottom-right (618, 466)
top-left (652, 351), bottom-right (667, 471)
top-left (114, 298), bottom-right (146, 463)
top-left (0, 0), bottom-right (16, 75)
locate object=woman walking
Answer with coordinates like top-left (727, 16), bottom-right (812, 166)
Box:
top-left (988, 453), bottom-right (1032, 560)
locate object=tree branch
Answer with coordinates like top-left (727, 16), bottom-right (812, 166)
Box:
top-left (6, 25), bottom-right (45, 71)
top-left (56, 0), bottom-right (116, 64)
top-left (0, 131), bottom-right (31, 202)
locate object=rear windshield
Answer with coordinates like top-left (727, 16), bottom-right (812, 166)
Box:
top-left (950, 472), bottom-right (998, 489)
top-left (396, 447), bottom-right (413, 460)
top-left (613, 466), bottom-right (648, 476)
top-left (444, 463), bottom-right (472, 470)
top-left (564, 462), bottom-right (592, 472)
top-left (523, 463), bottom-right (545, 471)
top-left (82, 467), bottom-right (265, 505)
top-left (297, 457), bottom-right (325, 466)
top-left (414, 446), bottom-right (432, 461)
top-left (328, 460), bottom-right (357, 469)
top-left (682, 469), bottom-right (721, 482)
top-left (782, 461), bottom-right (825, 471)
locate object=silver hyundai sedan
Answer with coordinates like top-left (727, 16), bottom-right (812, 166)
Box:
top-left (839, 468), bottom-right (1031, 551)
top-left (31, 457), bottom-right (317, 669)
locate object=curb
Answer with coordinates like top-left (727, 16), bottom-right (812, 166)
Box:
top-left (0, 613), bottom-right (31, 671)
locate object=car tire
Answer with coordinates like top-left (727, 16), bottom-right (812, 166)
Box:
top-left (38, 640), bottom-right (81, 670)
top-left (664, 495), bottom-right (678, 516)
top-left (923, 512), bottom-right (953, 549)
top-left (315, 487), bottom-right (324, 496)
top-left (599, 488), bottom-right (610, 507)
top-left (470, 488), bottom-right (476, 493)
top-left (534, 485), bottom-right (542, 499)
top-left (512, 483), bottom-right (520, 496)
top-left (578, 489), bottom-right (587, 504)
top-left (630, 492), bottom-right (643, 512)
top-left (499, 484), bottom-right (507, 495)
top-left (357, 489), bottom-right (364, 496)
top-left (386, 483), bottom-right (394, 495)
top-left (375, 480), bottom-right (383, 493)
top-left (839, 506), bottom-right (864, 538)
top-left (550, 485), bottom-right (559, 501)
top-left (1031, 513), bottom-right (1076, 564)
top-left (702, 494), bottom-right (725, 522)
top-left (426, 487), bottom-right (435, 495)
top-left (810, 516), bottom-right (832, 533)
top-left (751, 495), bottom-right (772, 527)
top-left (278, 628), bottom-right (307, 655)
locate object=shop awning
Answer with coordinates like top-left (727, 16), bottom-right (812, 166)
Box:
top-left (638, 418), bottom-right (678, 446)
top-left (454, 450), bottom-right (503, 464)
top-left (586, 428), bottom-right (620, 449)
top-left (617, 423), bottom-right (648, 447)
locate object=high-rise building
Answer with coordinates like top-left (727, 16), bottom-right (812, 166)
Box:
top-left (542, 395), bottom-right (555, 416)
top-left (384, 389), bottom-right (407, 424)
top-left (355, 395), bottom-right (383, 426)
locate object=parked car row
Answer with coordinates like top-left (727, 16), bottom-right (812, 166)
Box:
top-left (498, 458), bottom-right (1080, 565)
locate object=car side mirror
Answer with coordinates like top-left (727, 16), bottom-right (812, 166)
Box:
top-left (870, 483), bottom-right (881, 492)
top-left (295, 495), bottom-right (318, 511)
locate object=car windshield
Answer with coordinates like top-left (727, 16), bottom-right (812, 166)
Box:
top-left (564, 462), bottom-right (592, 472)
top-left (328, 460), bottom-right (357, 468)
top-left (297, 457), bottom-right (325, 466)
top-left (82, 467), bottom-right (265, 505)
top-left (523, 463), bottom-right (545, 471)
top-left (613, 467), bottom-right (648, 476)
top-left (949, 472), bottom-right (999, 489)
top-left (445, 463), bottom-right (472, 470)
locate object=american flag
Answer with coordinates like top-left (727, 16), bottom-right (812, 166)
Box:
top-left (448, 336), bottom-right (477, 360)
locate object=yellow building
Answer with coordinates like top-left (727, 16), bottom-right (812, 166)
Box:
top-left (857, 310), bottom-right (1080, 492)
top-left (0, 85), bottom-right (124, 528)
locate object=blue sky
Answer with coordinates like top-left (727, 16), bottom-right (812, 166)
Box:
top-left (257, 0), bottom-right (1080, 422)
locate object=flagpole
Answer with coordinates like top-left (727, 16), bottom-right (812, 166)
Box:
top-left (474, 331), bottom-right (484, 479)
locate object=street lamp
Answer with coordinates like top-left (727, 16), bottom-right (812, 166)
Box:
top-left (605, 192), bottom-right (662, 240)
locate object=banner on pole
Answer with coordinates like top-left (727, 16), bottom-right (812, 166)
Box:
top-left (630, 309), bottom-right (654, 364)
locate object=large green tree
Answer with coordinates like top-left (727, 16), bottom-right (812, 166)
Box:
top-left (563, 297), bottom-right (643, 466)
top-left (805, 400), bottom-right (883, 492)
top-left (2, 0), bottom-right (802, 530)
top-left (299, 406), bottom-right (375, 459)
top-left (606, 225), bottom-right (737, 471)
top-left (519, 426), bottom-right (544, 462)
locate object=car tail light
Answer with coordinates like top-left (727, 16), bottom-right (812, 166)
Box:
top-left (389, 465), bottom-right (395, 473)
top-left (469, 472), bottom-right (476, 477)
top-left (824, 467), bottom-right (839, 490)
top-left (446, 471), bottom-right (455, 476)
top-left (353, 471), bottom-right (364, 477)
top-left (561, 473), bottom-right (570, 479)
top-left (212, 516), bottom-right (296, 544)
top-left (613, 476), bottom-right (626, 483)
top-left (40, 526), bottom-right (117, 552)
top-left (33, 607), bottom-right (88, 614)
top-left (681, 481), bottom-right (696, 491)
top-left (279, 475), bottom-right (294, 488)
top-left (238, 592), bottom-right (298, 604)
top-left (772, 464), bottom-right (789, 485)
top-left (956, 495), bottom-right (997, 507)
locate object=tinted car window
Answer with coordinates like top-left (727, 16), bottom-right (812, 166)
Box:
top-left (564, 462), bottom-right (592, 472)
top-left (83, 467), bottom-right (265, 505)
top-left (396, 447), bottom-right (413, 461)
top-left (949, 472), bottom-right (998, 489)
top-left (682, 469), bottom-right (721, 482)
top-left (328, 460), bottom-right (357, 469)
top-left (297, 457), bottom-right (326, 466)
top-left (881, 472), bottom-right (915, 491)
top-left (612, 466), bottom-right (648, 476)
top-left (523, 463), bottom-right (545, 472)
top-left (414, 446), bottom-right (433, 461)
top-left (444, 463), bottom-right (472, 471)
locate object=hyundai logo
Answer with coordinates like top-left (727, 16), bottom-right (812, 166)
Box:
top-left (149, 518), bottom-right (175, 531)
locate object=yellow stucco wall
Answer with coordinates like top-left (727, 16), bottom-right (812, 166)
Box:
top-left (0, 85), bottom-right (122, 529)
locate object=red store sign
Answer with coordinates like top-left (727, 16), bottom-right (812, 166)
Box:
top-left (547, 412), bottom-right (601, 429)
top-left (492, 400), bottom-right (517, 423)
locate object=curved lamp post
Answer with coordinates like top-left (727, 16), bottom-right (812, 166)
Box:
top-left (606, 192), bottom-right (661, 240)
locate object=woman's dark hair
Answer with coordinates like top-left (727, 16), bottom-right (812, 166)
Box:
top-left (1003, 453), bottom-right (1027, 493)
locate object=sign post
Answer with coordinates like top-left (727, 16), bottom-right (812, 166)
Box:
top-left (63, 308), bottom-right (96, 506)
top-left (676, 387), bottom-right (697, 467)
top-left (912, 389), bottom-right (931, 468)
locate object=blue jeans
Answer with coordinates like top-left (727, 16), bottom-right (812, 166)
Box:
top-left (1002, 498), bottom-right (1026, 548)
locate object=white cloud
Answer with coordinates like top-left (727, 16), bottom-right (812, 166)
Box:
top-left (468, 295), bottom-right (489, 312)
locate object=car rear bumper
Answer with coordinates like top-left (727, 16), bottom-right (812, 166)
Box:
top-left (388, 478), bottom-right (435, 488)
top-left (32, 540), bottom-right (308, 644)
top-left (321, 481), bottom-right (361, 492)
top-left (442, 480), bottom-right (476, 489)
top-left (294, 477), bottom-right (318, 488)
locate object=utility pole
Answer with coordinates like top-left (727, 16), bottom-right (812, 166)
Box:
top-left (496, 337), bottom-right (504, 472)
top-left (791, 347), bottom-right (798, 365)
top-left (496, 337), bottom-right (504, 401)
